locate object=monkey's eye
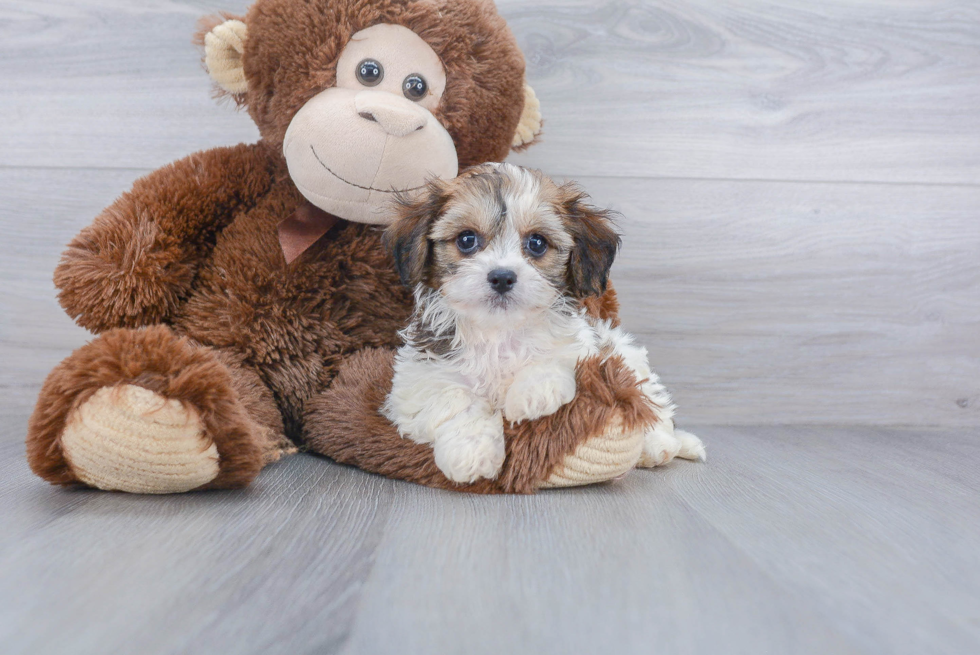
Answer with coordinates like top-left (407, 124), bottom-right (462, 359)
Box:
top-left (403, 74), bottom-right (428, 101)
top-left (456, 230), bottom-right (479, 254)
top-left (356, 59), bottom-right (384, 86)
top-left (525, 234), bottom-right (548, 257)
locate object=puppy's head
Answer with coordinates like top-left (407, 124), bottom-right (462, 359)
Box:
top-left (384, 163), bottom-right (620, 324)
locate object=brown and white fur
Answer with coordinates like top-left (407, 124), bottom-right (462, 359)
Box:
top-left (382, 163), bottom-right (705, 484)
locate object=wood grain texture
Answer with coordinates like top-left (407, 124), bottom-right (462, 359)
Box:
top-left (505, 0), bottom-right (980, 184)
top-left (2, 1), bottom-right (978, 184)
top-left (593, 177), bottom-right (980, 427)
top-left (0, 410), bottom-right (396, 655)
top-left (2, 414), bottom-right (978, 655)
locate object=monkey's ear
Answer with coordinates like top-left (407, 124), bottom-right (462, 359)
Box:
top-left (558, 186), bottom-right (622, 298)
top-left (197, 17), bottom-right (249, 98)
top-left (383, 181), bottom-right (451, 289)
top-left (511, 83), bottom-right (543, 151)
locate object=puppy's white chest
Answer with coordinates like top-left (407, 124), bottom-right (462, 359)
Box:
top-left (460, 336), bottom-right (532, 406)
top-left (461, 325), bottom-right (592, 410)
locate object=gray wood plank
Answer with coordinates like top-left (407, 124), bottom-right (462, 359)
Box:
top-left (0, 167), bottom-right (122, 408)
top-left (5, 416), bottom-right (978, 655)
top-left (589, 176), bottom-right (980, 428)
top-left (341, 426), bottom-right (980, 654)
top-left (0, 0), bottom-right (258, 171)
top-left (4, 168), bottom-right (977, 427)
top-left (0, 409), bottom-right (396, 655)
top-left (671, 425), bottom-right (980, 655)
top-left (507, 0), bottom-right (980, 184)
top-left (2, 1), bottom-right (978, 184)
top-left (340, 465), bottom-right (862, 655)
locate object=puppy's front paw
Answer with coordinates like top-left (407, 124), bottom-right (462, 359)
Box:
top-left (432, 411), bottom-right (506, 484)
top-left (503, 367), bottom-right (577, 423)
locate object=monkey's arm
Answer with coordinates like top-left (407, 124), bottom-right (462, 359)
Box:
top-left (55, 143), bottom-right (275, 332)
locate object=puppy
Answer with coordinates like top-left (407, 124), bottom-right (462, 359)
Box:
top-left (382, 163), bottom-right (705, 484)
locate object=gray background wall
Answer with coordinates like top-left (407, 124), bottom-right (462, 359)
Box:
top-left (1, 0), bottom-right (978, 427)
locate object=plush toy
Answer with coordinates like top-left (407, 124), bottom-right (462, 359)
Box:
top-left (26, 0), bottom-right (697, 495)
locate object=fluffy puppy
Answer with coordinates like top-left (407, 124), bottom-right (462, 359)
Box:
top-left (382, 163), bottom-right (705, 484)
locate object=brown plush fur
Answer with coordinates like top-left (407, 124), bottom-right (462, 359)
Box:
top-left (55, 143), bottom-right (276, 333)
top-left (583, 286), bottom-right (622, 328)
top-left (27, 0), bottom-right (639, 493)
top-left (171, 176), bottom-right (413, 439)
top-left (304, 345), bottom-right (656, 494)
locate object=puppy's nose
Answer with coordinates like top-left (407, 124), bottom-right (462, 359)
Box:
top-left (487, 269), bottom-right (517, 294)
top-left (355, 90), bottom-right (428, 137)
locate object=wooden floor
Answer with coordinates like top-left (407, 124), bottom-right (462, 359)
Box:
top-left (1, 0), bottom-right (979, 653)
top-left (3, 414), bottom-right (979, 654)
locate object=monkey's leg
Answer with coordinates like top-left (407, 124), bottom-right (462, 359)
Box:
top-left (26, 325), bottom-right (288, 493)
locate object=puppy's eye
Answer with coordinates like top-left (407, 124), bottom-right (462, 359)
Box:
top-left (525, 234), bottom-right (548, 257)
top-left (456, 230), bottom-right (479, 254)
top-left (403, 74), bottom-right (428, 101)
top-left (356, 59), bottom-right (384, 86)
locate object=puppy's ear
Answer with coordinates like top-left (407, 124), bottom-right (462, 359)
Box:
top-left (557, 184), bottom-right (622, 298)
top-left (384, 180), bottom-right (451, 288)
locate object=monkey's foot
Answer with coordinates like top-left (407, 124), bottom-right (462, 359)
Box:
top-left (61, 384), bottom-right (220, 494)
top-left (539, 413), bottom-right (645, 488)
top-left (27, 325), bottom-right (270, 493)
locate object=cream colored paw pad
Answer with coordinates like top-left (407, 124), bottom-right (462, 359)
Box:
top-left (61, 384), bottom-right (220, 494)
top-left (538, 416), bottom-right (644, 489)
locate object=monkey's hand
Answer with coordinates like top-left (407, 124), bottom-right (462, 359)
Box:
top-left (55, 143), bottom-right (273, 332)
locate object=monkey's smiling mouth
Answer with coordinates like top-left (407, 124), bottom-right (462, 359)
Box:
top-left (311, 145), bottom-right (426, 194)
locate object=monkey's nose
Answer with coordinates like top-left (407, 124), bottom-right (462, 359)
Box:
top-left (487, 269), bottom-right (517, 295)
top-left (355, 91), bottom-right (428, 137)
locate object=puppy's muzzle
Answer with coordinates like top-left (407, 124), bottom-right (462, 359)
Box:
top-left (487, 268), bottom-right (517, 295)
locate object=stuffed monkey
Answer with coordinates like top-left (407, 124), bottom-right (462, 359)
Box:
top-left (27, 0), bottom-right (688, 495)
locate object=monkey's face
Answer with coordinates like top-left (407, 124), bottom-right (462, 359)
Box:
top-left (282, 24), bottom-right (458, 225)
top-left (201, 0), bottom-right (543, 227)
